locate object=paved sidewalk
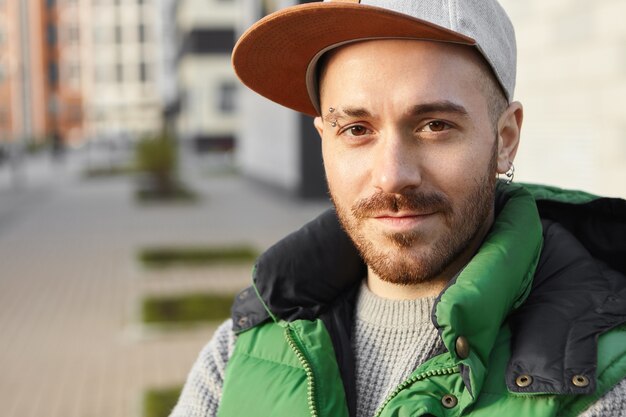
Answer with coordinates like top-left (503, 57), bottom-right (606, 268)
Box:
top-left (0, 153), bottom-right (330, 417)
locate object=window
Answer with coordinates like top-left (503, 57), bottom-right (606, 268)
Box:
top-left (260, 0), bottom-right (278, 17)
top-left (114, 25), bottom-right (122, 43)
top-left (180, 29), bottom-right (235, 55)
top-left (139, 62), bottom-right (148, 83)
top-left (116, 63), bottom-right (123, 83)
top-left (218, 82), bottom-right (237, 114)
top-left (138, 24), bottom-right (146, 43)
top-left (47, 24), bottom-right (57, 45)
top-left (48, 62), bottom-right (59, 86)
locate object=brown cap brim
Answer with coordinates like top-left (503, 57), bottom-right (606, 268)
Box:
top-left (232, 2), bottom-right (476, 116)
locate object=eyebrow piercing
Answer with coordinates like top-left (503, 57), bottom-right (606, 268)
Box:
top-left (328, 107), bottom-right (337, 127)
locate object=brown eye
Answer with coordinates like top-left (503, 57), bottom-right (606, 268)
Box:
top-left (428, 121), bottom-right (446, 132)
top-left (349, 125), bottom-right (368, 136)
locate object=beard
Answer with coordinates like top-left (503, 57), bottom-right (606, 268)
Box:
top-left (331, 141), bottom-right (498, 286)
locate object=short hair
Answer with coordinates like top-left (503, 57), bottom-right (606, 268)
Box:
top-left (474, 57), bottom-right (509, 129)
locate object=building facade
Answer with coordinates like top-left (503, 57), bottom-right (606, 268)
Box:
top-left (235, 0), bottom-right (327, 198)
top-left (83, 0), bottom-right (163, 142)
top-left (0, 0), bottom-right (49, 147)
top-left (172, 0), bottom-right (240, 153)
top-left (54, 0), bottom-right (83, 145)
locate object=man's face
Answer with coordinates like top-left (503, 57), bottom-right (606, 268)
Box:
top-left (315, 39), bottom-right (505, 286)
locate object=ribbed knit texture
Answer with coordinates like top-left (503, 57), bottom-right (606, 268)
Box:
top-left (352, 283), bottom-right (443, 417)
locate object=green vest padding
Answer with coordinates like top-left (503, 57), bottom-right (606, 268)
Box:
top-left (218, 320), bottom-right (349, 417)
top-left (218, 321), bottom-right (626, 417)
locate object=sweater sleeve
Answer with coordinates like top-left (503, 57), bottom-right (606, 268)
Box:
top-left (578, 378), bottom-right (626, 417)
top-left (169, 319), bottom-right (237, 417)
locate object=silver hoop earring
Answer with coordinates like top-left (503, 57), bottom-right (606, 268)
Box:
top-left (505, 162), bottom-right (515, 184)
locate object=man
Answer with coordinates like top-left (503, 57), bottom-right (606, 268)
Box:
top-left (171, 1), bottom-right (626, 416)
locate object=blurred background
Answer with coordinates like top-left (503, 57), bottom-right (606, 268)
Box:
top-left (0, 1), bottom-right (623, 417)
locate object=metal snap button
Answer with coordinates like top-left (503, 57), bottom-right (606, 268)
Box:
top-left (515, 374), bottom-right (533, 388)
top-left (572, 375), bottom-right (590, 388)
top-left (237, 316), bottom-right (249, 327)
top-left (455, 336), bottom-right (470, 359)
top-left (441, 394), bottom-right (458, 409)
top-left (238, 289), bottom-right (249, 300)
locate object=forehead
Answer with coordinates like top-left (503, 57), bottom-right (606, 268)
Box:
top-left (319, 39), bottom-right (490, 113)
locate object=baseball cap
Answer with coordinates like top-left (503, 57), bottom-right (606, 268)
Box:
top-left (232, 0), bottom-right (517, 116)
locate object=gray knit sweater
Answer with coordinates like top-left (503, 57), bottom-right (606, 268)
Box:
top-left (170, 283), bottom-right (626, 417)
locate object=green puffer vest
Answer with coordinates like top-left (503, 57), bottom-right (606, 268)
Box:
top-left (218, 183), bottom-right (626, 417)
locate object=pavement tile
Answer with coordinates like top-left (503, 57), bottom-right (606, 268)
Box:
top-left (0, 151), bottom-right (330, 417)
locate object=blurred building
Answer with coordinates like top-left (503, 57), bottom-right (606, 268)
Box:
top-left (235, 0), bottom-right (327, 199)
top-left (55, 0), bottom-right (83, 145)
top-left (168, 0), bottom-right (240, 153)
top-left (0, 0), bottom-right (50, 146)
top-left (155, 0), bottom-right (178, 133)
top-left (0, 0), bottom-right (149, 149)
top-left (82, 0), bottom-right (163, 143)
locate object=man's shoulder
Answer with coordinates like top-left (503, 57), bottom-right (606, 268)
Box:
top-left (521, 183), bottom-right (600, 205)
top-left (519, 182), bottom-right (626, 286)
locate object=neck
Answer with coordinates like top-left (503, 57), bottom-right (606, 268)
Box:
top-left (367, 210), bottom-right (495, 300)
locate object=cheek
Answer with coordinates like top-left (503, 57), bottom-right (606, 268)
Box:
top-left (419, 143), bottom-right (491, 193)
top-left (417, 144), bottom-right (464, 175)
top-left (322, 139), bottom-right (371, 204)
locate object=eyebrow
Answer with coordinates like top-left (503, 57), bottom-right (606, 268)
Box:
top-left (409, 101), bottom-right (469, 118)
top-left (322, 107), bottom-right (371, 124)
top-left (323, 100), bottom-right (469, 123)
top-left (341, 107), bottom-right (372, 118)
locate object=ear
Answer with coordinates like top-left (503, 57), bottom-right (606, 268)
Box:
top-left (313, 116), bottom-right (324, 139)
top-left (496, 101), bottom-right (523, 174)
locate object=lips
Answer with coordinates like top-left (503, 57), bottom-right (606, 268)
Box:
top-left (373, 212), bottom-right (436, 231)
top-left (373, 211), bottom-right (435, 219)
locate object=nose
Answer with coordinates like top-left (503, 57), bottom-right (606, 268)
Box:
top-left (371, 132), bottom-right (422, 194)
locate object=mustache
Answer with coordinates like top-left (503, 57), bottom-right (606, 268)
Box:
top-left (352, 191), bottom-right (451, 219)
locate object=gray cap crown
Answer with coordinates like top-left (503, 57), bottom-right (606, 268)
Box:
top-left (325, 0), bottom-right (517, 101)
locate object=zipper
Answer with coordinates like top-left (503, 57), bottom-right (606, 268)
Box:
top-left (373, 366), bottom-right (459, 417)
top-left (285, 325), bottom-right (319, 417)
